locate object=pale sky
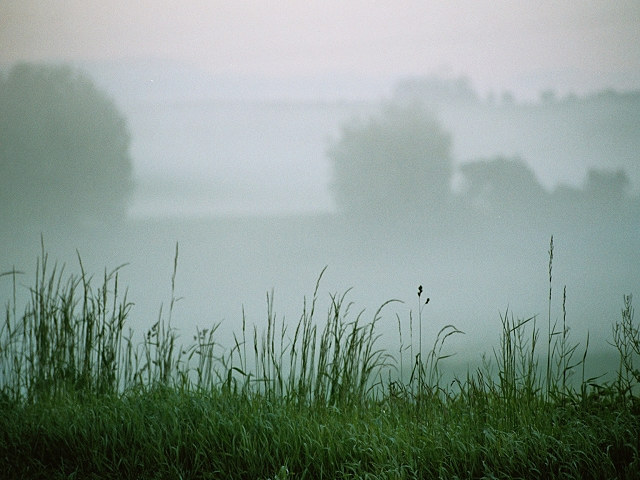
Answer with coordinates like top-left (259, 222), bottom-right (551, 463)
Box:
top-left (2, 1), bottom-right (640, 97)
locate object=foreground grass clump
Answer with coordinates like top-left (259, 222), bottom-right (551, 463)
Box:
top-left (1, 240), bottom-right (639, 479)
top-left (2, 386), bottom-right (638, 479)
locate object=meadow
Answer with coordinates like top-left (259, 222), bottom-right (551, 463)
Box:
top-left (1, 238), bottom-right (638, 479)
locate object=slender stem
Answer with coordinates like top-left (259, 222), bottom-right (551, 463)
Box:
top-left (547, 235), bottom-right (553, 400)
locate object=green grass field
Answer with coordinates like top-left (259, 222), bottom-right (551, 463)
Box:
top-left (1, 239), bottom-right (638, 479)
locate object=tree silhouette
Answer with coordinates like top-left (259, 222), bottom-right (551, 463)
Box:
top-left (0, 63), bottom-right (132, 228)
top-left (458, 156), bottom-right (548, 222)
top-left (584, 168), bottom-right (630, 199)
top-left (328, 103), bottom-right (453, 222)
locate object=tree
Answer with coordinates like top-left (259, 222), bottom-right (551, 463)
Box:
top-left (584, 168), bottom-right (630, 199)
top-left (0, 63), bottom-right (132, 228)
top-left (328, 102), bottom-right (453, 222)
top-left (458, 156), bottom-right (548, 221)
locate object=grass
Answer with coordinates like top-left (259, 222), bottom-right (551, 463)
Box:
top-left (1, 237), bottom-right (639, 479)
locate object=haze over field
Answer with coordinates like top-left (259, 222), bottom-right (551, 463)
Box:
top-left (1, 2), bottom-right (639, 379)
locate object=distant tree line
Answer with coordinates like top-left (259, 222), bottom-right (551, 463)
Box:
top-left (458, 156), bottom-right (637, 230)
top-left (328, 91), bottom-right (639, 234)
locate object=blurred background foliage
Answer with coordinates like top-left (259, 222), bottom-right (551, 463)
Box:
top-left (0, 63), bottom-right (133, 229)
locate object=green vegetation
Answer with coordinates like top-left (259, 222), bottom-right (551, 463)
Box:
top-left (1, 239), bottom-right (639, 479)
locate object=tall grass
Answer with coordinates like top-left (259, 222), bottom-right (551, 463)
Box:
top-left (612, 293), bottom-right (639, 399)
top-left (1, 237), bottom-right (639, 478)
top-left (0, 243), bottom-right (399, 406)
top-left (0, 239), bottom-right (133, 401)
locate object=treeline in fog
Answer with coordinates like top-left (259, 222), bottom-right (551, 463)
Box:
top-left (329, 80), bottom-right (640, 242)
top-left (2, 63), bottom-right (638, 243)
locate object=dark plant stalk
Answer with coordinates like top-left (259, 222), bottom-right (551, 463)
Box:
top-left (546, 235), bottom-right (553, 401)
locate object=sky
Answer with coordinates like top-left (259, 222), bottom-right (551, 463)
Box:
top-left (2, 1), bottom-right (640, 99)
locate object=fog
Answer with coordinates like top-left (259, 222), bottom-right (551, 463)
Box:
top-left (1, 61), bottom-right (638, 383)
top-left (2, 2), bottom-right (639, 382)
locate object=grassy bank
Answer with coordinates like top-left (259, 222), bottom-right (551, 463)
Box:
top-left (1, 239), bottom-right (639, 479)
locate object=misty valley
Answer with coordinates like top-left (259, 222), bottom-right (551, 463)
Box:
top-left (2, 64), bottom-right (637, 368)
top-left (1, 62), bottom-right (639, 478)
